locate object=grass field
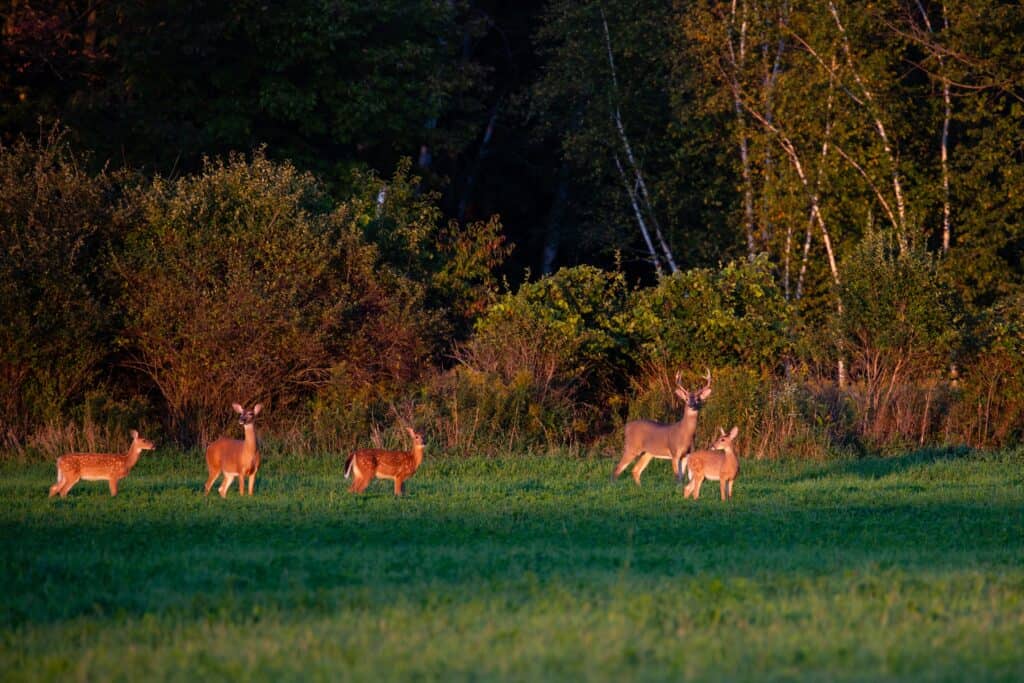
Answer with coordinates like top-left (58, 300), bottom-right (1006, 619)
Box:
top-left (2, 446), bottom-right (1023, 682)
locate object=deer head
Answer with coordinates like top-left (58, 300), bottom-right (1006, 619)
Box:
top-left (232, 403), bottom-right (263, 426)
top-left (673, 368), bottom-right (712, 412)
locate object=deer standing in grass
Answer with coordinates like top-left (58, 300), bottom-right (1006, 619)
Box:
top-left (49, 429), bottom-right (155, 497)
top-left (345, 427), bottom-right (425, 496)
top-left (204, 403), bottom-right (262, 498)
top-left (613, 369), bottom-right (712, 485)
top-left (683, 426), bottom-right (740, 501)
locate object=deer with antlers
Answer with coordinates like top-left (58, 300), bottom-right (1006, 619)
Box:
top-left (613, 369), bottom-right (712, 486)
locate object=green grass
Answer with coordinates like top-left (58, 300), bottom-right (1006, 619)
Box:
top-left (2, 447), bottom-right (1023, 681)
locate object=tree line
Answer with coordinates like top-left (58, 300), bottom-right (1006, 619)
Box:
top-left (1, 1), bottom-right (1022, 456)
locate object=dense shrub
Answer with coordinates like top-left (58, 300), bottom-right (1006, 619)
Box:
top-left (304, 161), bottom-right (511, 451)
top-left (115, 151), bottom-right (349, 442)
top-left (115, 152), bottom-right (509, 448)
top-left (346, 158), bottom-right (512, 335)
top-left (0, 129), bottom-right (120, 446)
top-left (425, 265), bottom-right (637, 453)
top-left (631, 254), bottom-right (793, 374)
top-left (832, 233), bottom-right (961, 448)
top-left (943, 292), bottom-right (1024, 448)
top-left (1, 134), bottom-right (1018, 459)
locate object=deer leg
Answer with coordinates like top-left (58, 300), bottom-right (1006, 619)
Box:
top-left (238, 473), bottom-right (245, 496)
top-left (677, 455), bottom-right (692, 482)
top-left (61, 474), bottom-right (80, 497)
top-left (689, 476), bottom-right (703, 500)
top-left (613, 447), bottom-right (641, 480)
top-left (109, 478), bottom-right (119, 497)
top-left (720, 480), bottom-right (727, 501)
top-left (726, 480), bottom-right (734, 499)
top-left (673, 453), bottom-right (693, 482)
top-left (49, 466), bottom-right (64, 497)
top-left (203, 470), bottom-right (219, 496)
top-left (247, 474), bottom-right (256, 496)
top-left (219, 473), bottom-right (237, 498)
top-left (394, 478), bottom-right (404, 496)
top-left (631, 453), bottom-right (654, 486)
top-left (350, 467), bottom-right (372, 494)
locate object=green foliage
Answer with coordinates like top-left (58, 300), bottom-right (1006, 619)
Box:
top-left (116, 150), bottom-right (356, 442)
top-left (0, 129), bottom-right (120, 444)
top-left (632, 255), bottom-right (793, 373)
top-left (946, 292), bottom-right (1024, 448)
top-left (346, 158), bottom-right (512, 333)
top-left (3, 450), bottom-right (1024, 679)
top-left (430, 265), bottom-right (637, 451)
top-left (475, 264), bottom-right (636, 393)
top-left (833, 233), bottom-right (961, 444)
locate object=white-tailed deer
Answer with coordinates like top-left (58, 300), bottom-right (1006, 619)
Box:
top-left (345, 427), bottom-right (424, 496)
top-left (49, 429), bottom-right (155, 497)
top-left (204, 403), bottom-right (262, 498)
top-left (613, 369), bottom-right (712, 485)
top-left (683, 426), bottom-right (740, 501)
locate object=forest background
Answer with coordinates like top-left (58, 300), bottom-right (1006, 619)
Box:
top-left (1, 0), bottom-right (1022, 460)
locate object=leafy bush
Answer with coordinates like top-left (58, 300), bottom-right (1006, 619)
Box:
top-left (347, 158), bottom-right (512, 335)
top-left (631, 254), bottom-right (793, 374)
top-left (833, 233), bottom-right (960, 447)
top-left (428, 265), bottom-right (637, 453)
top-left (0, 129), bottom-right (120, 445)
top-left (116, 151), bottom-right (361, 443)
top-left (115, 152), bottom-right (509, 448)
top-left (944, 292), bottom-right (1024, 448)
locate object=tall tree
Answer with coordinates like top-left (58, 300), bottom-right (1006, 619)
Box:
top-left (676, 0), bottom-right (1024, 315)
top-left (531, 0), bottom-right (725, 276)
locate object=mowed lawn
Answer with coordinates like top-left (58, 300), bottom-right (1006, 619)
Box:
top-left (1, 447), bottom-right (1023, 682)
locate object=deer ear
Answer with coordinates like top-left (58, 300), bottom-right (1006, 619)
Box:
top-left (729, 426), bottom-right (739, 439)
top-left (253, 404), bottom-right (263, 415)
top-left (698, 385), bottom-right (712, 400)
top-left (232, 403), bottom-right (243, 414)
top-left (130, 429), bottom-right (139, 440)
top-left (719, 426), bottom-right (726, 437)
top-left (675, 387), bottom-right (689, 401)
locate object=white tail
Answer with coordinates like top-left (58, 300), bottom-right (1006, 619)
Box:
top-left (612, 369), bottom-right (711, 485)
top-left (683, 426), bottom-right (740, 501)
top-left (345, 427), bottom-right (425, 496)
top-left (204, 403), bottom-right (262, 498)
top-left (48, 429), bottom-right (156, 497)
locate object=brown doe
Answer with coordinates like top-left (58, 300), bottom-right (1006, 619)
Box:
top-left (204, 403), bottom-right (262, 498)
top-left (345, 427), bottom-right (425, 496)
top-left (49, 429), bottom-right (155, 497)
top-left (683, 426), bottom-right (740, 501)
top-left (612, 369), bottom-right (712, 485)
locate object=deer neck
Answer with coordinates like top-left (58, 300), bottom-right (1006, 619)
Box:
top-left (678, 407), bottom-right (700, 437)
top-left (412, 441), bottom-right (424, 469)
top-left (241, 423), bottom-right (257, 460)
top-left (124, 444), bottom-right (143, 470)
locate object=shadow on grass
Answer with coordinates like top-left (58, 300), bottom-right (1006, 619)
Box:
top-left (784, 444), bottom-right (975, 483)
